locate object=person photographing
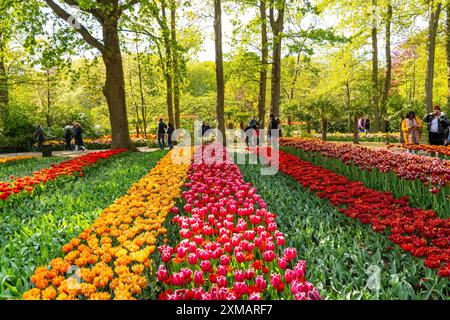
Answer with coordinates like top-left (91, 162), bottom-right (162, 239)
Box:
top-left (423, 105), bottom-right (450, 146)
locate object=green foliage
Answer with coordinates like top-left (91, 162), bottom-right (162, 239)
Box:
top-left (0, 157), bottom-right (68, 181)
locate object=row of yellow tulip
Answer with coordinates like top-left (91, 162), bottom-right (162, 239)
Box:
top-left (22, 151), bottom-right (190, 300)
top-left (0, 156), bottom-right (34, 165)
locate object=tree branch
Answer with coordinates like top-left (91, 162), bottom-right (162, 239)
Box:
top-left (119, 0), bottom-right (140, 14)
top-left (44, 0), bottom-right (105, 53)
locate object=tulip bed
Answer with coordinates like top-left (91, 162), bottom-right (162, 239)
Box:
top-left (252, 147), bottom-right (450, 281)
top-left (395, 144), bottom-right (450, 159)
top-left (0, 156), bottom-right (68, 182)
top-left (0, 150), bottom-right (126, 202)
top-left (238, 157), bottom-right (450, 299)
top-left (312, 132), bottom-right (399, 143)
top-left (281, 138), bottom-right (450, 217)
top-left (0, 156), bottom-right (34, 165)
top-left (22, 151), bottom-right (189, 300)
top-left (0, 150), bottom-right (167, 299)
top-left (156, 146), bottom-right (320, 300)
top-left (45, 135), bottom-right (158, 151)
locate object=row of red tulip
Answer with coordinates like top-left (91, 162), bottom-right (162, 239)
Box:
top-left (281, 138), bottom-right (450, 192)
top-left (157, 145), bottom-right (321, 300)
top-left (256, 147), bottom-right (450, 278)
top-left (0, 150), bottom-right (127, 201)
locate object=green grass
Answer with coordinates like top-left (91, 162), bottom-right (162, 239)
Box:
top-left (0, 150), bottom-right (167, 299)
top-left (238, 159), bottom-right (449, 300)
top-left (0, 157), bottom-right (69, 182)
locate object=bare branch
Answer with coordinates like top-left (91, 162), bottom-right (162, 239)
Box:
top-left (44, 0), bottom-right (105, 53)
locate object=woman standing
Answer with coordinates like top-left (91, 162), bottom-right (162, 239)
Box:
top-left (402, 111), bottom-right (422, 145)
top-left (74, 123), bottom-right (87, 152)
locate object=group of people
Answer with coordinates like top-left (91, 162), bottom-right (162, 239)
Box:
top-left (243, 114), bottom-right (281, 146)
top-left (33, 123), bottom-right (87, 152)
top-left (63, 123), bottom-right (87, 151)
top-left (401, 105), bottom-right (450, 146)
top-left (157, 119), bottom-right (175, 150)
top-left (357, 116), bottom-right (371, 135)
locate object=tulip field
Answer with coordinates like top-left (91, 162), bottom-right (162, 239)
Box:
top-left (0, 139), bottom-right (449, 300)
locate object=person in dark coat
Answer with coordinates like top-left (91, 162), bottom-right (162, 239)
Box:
top-left (167, 122), bottom-right (174, 149)
top-left (423, 105), bottom-right (450, 146)
top-left (268, 114), bottom-right (280, 144)
top-left (34, 124), bottom-right (45, 151)
top-left (157, 118), bottom-right (167, 150)
top-left (73, 123), bottom-right (87, 152)
top-left (63, 124), bottom-right (74, 151)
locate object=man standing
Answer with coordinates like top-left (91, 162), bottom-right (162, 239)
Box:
top-left (63, 124), bottom-right (74, 151)
top-left (268, 114), bottom-right (279, 144)
top-left (34, 124), bottom-right (45, 151)
top-left (423, 105), bottom-right (450, 145)
top-left (157, 118), bottom-right (167, 150)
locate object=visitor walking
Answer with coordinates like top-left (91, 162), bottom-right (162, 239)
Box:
top-left (34, 124), bottom-right (45, 151)
top-left (157, 118), bottom-right (167, 150)
top-left (63, 124), bottom-right (74, 151)
top-left (402, 111), bottom-right (422, 145)
top-left (423, 105), bottom-right (449, 146)
top-left (167, 122), bottom-right (174, 149)
top-left (74, 123), bottom-right (87, 152)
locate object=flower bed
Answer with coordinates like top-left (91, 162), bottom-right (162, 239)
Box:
top-left (45, 135), bottom-right (158, 151)
top-left (157, 145), bottom-right (320, 300)
top-left (0, 156), bottom-right (34, 165)
top-left (0, 150), bottom-right (126, 202)
top-left (0, 151), bottom-right (166, 299)
top-left (396, 144), bottom-right (450, 159)
top-left (281, 138), bottom-right (450, 217)
top-left (22, 151), bottom-right (190, 300)
top-left (254, 147), bottom-right (450, 279)
top-left (311, 132), bottom-right (399, 143)
top-left (238, 158), bottom-right (450, 299)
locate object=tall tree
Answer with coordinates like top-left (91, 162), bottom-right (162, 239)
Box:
top-left (160, 1), bottom-right (175, 125)
top-left (214, 0), bottom-right (225, 141)
top-left (371, 0), bottom-right (380, 131)
top-left (268, 0), bottom-right (285, 118)
top-left (43, 0), bottom-right (138, 150)
top-left (381, 1), bottom-right (392, 132)
top-left (170, 0), bottom-right (181, 128)
top-left (135, 40), bottom-right (147, 136)
top-left (258, 0), bottom-right (268, 127)
top-left (425, 0), bottom-right (442, 113)
top-left (446, 1), bottom-right (450, 115)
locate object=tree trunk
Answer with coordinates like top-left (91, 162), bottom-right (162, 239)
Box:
top-left (102, 25), bottom-right (133, 150)
top-left (46, 69), bottom-right (51, 128)
top-left (381, 2), bottom-right (392, 133)
top-left (353, 115), bottom-right (360, 144)
top-left (321, 118), bottom-right (328, 141)
top-left (135, 41), bottom-right (147, 136)
top-left (162, 5), bottom-right (175, 126)
top-left (290, 54), bottom-right (301, 100)
top-left (269, 0), bottom-right (285, 118)
top-left (425, 1), bottom-right (442, 113)
top-left (371, 0), bottom-right (380, 132)
top-left (258, 0), bottom-right (268, 128)
top-left (214, 0), bottom-right (226, 142)
top-left (171, 0), bottom-right (181, 129)
top-left (129, 64), bottom-right (141, 135)
top-left (446, 2), bottom-right (450, 115)
top-left (306, 121), bottom-right (311, 134)
top-left (0, 36), bottom-right (9, 125)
